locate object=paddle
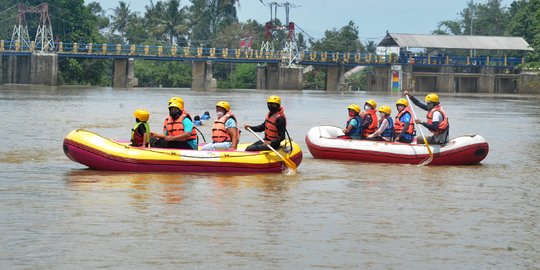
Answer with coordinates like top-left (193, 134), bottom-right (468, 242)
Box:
top-left (246, 127), bottom-right (297, 173)
top-left (405, 95), bottom-right (433, 166)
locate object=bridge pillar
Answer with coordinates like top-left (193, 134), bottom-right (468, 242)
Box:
top-left (436, 66), bottom-right (455, 93)
top-left (478, 66), bottom-right (496, 93)
top-left (1, 54), bottom-right (57, 85)
top-left (192, 61), bottom-right (216, 91)
top-left (112, 58), bottom-right (137, 88)
top-left (366, 66), bottom-right (391, 92)
top-left (325, 65), bottom-right (347, 91)
top-left (256, 63), bottom-right (302, 90)
top-left (30, 53), bottom-right (58, 85)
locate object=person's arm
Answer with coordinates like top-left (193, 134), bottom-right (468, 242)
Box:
top-left (342, 118), bottom-right (357, 134)
top-left (227, 119), bottom-right (239, 149)
top-left (368, 119), bottom-right (387, 138)
top-left (245, 120), bottom-right (265, 132)
top-left (361, 114), bottom-right (372, 129)
top-left (408, 94), bottom-right (428, 111)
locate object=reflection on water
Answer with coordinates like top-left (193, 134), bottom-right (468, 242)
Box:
top-left (1, 86), bottom-right (539, 269)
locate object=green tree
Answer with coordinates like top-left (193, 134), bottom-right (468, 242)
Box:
top-left (310, 21), bottom-right (364, 53)
top-left (507, 0), bottom-right (540, 61)
top-left (145, 0), bottom-right (188, 46)
top-left (110, 1), bottom-right (137, 42)
top-left (189, 0), bottom-right (240, 47)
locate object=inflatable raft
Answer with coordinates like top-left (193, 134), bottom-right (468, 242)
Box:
top-left (305, 126), bottom-right (489, 165)
top-left (63, 129), bottom-right (303, 173)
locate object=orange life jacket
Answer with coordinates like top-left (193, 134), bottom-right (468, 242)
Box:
top-left (426, 104), bottom-right (449, 134)
top-left (394, 106), bottom-right (415, 135)
top-left (163, 111), bottom-right (197, 140)
top-left (264, 106), bottom-right (286, 142)
top-left (211, 111), bottom-right (238, 143)
top-left (362, 109), bottom-right (378, 137)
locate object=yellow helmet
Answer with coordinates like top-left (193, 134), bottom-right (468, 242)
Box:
top-left (267, 95), bottom-right (281, 105)
top-left (134, 108), bottom-right (150, 122)
top-left (425, 93), bottom-right (439, 103)
top-left (168, 96), bottom-right (184, 107)
top-left (215, 101), bottom-right (230, 111)
top-left (396, 98), bottom-right (409, 107)
top-left (168, 102), bottom-right (183, 110)
top-left (365, 99), bottom-right (377, 109)
top-left (347, 104), bottom-right (360, 113)
top-left (378, 105), bottom-right (392, 115)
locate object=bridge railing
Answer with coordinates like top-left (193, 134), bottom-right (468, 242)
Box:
top-left (0, 40), bottom-right (525, 67)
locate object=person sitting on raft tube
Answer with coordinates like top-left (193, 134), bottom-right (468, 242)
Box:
top-left (366, 105), bottom-right (394, 142)
top-left (393, 98), bottom-right (415, 143)
top-left (131, 108), bottom-right (150, 147)
top-left (340, 104), bottom-right (362, 139)
top-left (201, 101), bottom-right (239, 151)
top-left (150, 101), bottom-right (198, 149)
top-left (361, 99), bottom-right (378, 138)
top-left (404, 91), bottom-right (449, 144)
top-left (244, 95), bottom-right (287, 152)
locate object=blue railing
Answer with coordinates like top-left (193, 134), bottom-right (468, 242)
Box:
top-left (0, 40), bottom-right (525, 67)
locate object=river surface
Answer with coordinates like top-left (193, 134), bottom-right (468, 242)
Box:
top-left (1, 86), bottom-right (539, 269)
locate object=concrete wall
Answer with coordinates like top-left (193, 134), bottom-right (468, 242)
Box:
top-left (112, 58), bottom-right (138, 88)
top-left (518, 72), bottom-right (540, 94)
top-left (191, 61), bottom-right (216, 91)
top-left (366, 66), bottom-right (390, 92)
top-left (256, 63), bottom-right (303, 90)
top-left (325, 65), bottom-right (347, 91)
top-left (30, 53), bottom-right (57, 85)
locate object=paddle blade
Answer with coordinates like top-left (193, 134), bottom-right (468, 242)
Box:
top-left (417, 138), bottom-right (434, 166)
top-left (282, 157), bottom-right (297, 175)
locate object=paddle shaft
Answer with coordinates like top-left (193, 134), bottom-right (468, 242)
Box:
top-left (405, 95), bottom-right (434, 163)
top-left (246, 127), bottom-right (297, 170)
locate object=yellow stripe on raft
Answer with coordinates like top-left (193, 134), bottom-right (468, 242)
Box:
top-left (65, 129), bottom-right (301, 165)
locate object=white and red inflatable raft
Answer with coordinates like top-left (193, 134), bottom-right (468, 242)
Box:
top-left (305, 126), bottom-right (489, 165)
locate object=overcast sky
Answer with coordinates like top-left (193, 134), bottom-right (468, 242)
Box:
top-left (86, 0), bottom-right (515, 43)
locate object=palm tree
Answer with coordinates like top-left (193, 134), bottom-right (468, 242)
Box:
top-left (146, 0), bottom-right (188, 46)
top-left (110, 1), bottom-right (136, 42)
top-left (365, 40), bottom-right (377, 54)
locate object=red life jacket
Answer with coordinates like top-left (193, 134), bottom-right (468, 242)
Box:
top-left (264, 106), bottom-right (286, 141)
top-left (131, 122), bottom-right (150, 146)
top-left (394, 106), bottom-right (415, 135)
top-left (163, 111), bottom-right (197, 140)
top-left (362, 109), bottom-right (378, 137)
top-left (426, 104), bottom-right (449, 134)
top-left (211, 111), bottom-right (238, 143)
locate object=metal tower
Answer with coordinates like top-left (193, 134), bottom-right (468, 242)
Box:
top-left (10, 2), bottom-right (54, 52)
top-left (11, 3), bottom-right (31, 50)
top-left (34, 3), bottom-right (54, 51)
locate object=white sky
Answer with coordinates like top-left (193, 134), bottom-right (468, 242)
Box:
top-left (86, 0), bottom-right (515, 43)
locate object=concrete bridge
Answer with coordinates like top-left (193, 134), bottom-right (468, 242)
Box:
top-left (0, 40), bottom-right (530, 92)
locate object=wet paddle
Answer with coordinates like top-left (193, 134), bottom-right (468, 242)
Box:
top-left (246, 127), bottom-right (297, 173)
top-left (405, 95), bottom-right (433, 166)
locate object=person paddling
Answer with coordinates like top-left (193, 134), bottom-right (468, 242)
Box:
top-left (404, 91), bottom-right (449, 144)
top-left (244, 95), bottom-right (287, 151)
top-left (202, 101), bottom-right (239, 151)
top-left (340, 104), bottom-right (362, 139)
top-left (131, 108), bottom-right (150, 147)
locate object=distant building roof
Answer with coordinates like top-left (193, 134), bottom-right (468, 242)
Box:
top-left (378, 33), bottom-right (533, 51)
